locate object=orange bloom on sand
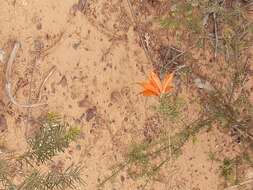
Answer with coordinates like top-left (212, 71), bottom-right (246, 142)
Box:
top-left (138, 71), bottom-right (174, 97)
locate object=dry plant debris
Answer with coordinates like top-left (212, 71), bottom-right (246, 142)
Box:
top-left (0, 0), bottom-right (253, 190)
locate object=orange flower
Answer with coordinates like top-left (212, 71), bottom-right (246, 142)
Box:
top-left (138, 71), bottom-right (174, 97)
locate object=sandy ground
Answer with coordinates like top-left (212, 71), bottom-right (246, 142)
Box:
top-left (0, 0), bottom-right (252, 190)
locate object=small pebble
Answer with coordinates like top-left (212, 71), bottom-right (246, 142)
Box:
top-left (86, 106), bottom-right (97, 121)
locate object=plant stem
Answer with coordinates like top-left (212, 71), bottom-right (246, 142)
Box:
top-left (98, 160), bottom-right (130, 187)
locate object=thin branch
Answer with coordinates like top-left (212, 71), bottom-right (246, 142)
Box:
top-left (5, 42), bottom-right (44, 108)
top-left (36, 66), bottom-right (56, 101)
top-left (232, 125), bottom-right (253, 142)
top-left (163, 51), bottom-right (186, 69)
top-left (126, 0), bottom-right (154, 65)
top-left (224, 178), bottom-right (253, 190)
top-left (213, 12), bottom-right (218, 58)
top-left (160, 45), bottom-right (196, 73)
top-left (25, 56), bottom-right (37, 139)
top-left (98, 160), bottom-right (130, 187)
top-left (5, 42), bottom-right (20, 85)
top-left (25, 65), bottom-right (56, 138)
top-left (5, 42), bottom-right (55, 108)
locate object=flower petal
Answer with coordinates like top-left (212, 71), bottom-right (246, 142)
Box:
top-left (138, 81), bottom-right (160, 96)
top-left (149, 71), bottom-right (162, 93)
top-left (142, 89), bottom-right (159, 96)
top-left (164, 85), bottom-right (173, 93)
top-left (162, 72), bottom-right (174, 93)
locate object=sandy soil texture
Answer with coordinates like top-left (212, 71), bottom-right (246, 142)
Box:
top-left (0, 0), bottom-right (253, 190)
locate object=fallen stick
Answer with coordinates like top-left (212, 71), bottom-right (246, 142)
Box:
top-left (213, 12), bottom-right (218, 58)
top-left (36, 65), bottom-right (56, 101)
top-left (126, 0), bottom-right (154, 65)
top-left (5, 42), bottom-right (55, 108)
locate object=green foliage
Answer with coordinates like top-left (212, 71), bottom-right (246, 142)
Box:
top-left (0, 159), bottom-right (15, 189)
top-left (0, 112), bottom-right (84, 190)
top-left (25, 113), bottom-right (80, 164)
top-left (125, 142), bottom-right (163, 179)
top-left (220, 158), bottom-right (238, 183)
top-left (128, 143), bottom-right (150, 165)
top-left (208, 151), bottom-right (219, 162)
top-left (160, 0), bottom-right (203, 35)
top-left (18, 164), bottom-right (84, 190)
top-left (159, 18), bottom-right (180, 30)
top-left (199, 86), bottom-right (253, 144)
top-left (101, 0), bottom-right (253, 187)
top-left (100, 115), bottom-right (213, 186)
top-left (156, 95), bottom-right (184, 121)
top-left (201, 92), bottom-right (236, 126)
top-left (65, 127), bottom-right (81, 142)
top-left (0, 159), bottom-right (9, 183)
top-left (160, 0), bottom-right (253, 57)
top-left (19, 171), bottom-right (45, 190)
top-left (243, 152), bottom-right (253, 167)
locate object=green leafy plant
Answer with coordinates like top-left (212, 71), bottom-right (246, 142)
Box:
top-left (0, 112), bottom-right (83, 190)
top-left (18, 164), bottom-right (84, 190)
top-left (100, 115), bottom-right (213, 186)
top-left (160, 0), bottom-right (203, 35)
top-left (101, 0), bottom-right (253, 187)
top-left (220, 157), bottom-right (238, 184)
top-left (0, 159), bottom-right (16, 189)
top-left (23, 113), bottom-right (80, 164)
top-left (156, 94), bottom-right (184, 121)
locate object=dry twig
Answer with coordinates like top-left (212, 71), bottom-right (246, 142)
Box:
top-left (224, 178), bottom-right (253, 190)
top-left (232, 125), bottom-right (253, 142)
top-left (36, 66), bottom-right (56, 101)
top-left (5, 42), bottom-right (55, 108)
top-left (126, 0), bottom-right (154, 65)
top-left (213, 12), bottom-right (218, 58)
